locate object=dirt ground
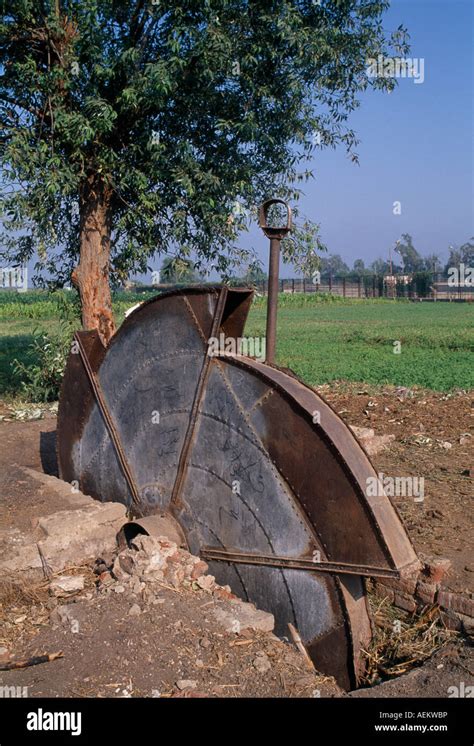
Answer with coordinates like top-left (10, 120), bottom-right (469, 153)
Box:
top-left (0, 384), bottom-right (472, 698)
top-left (0, 574), bottom-right (339, 699)
top-left (315, 383), bottom-right (473, 595)
top-left (0, 415), bottom-right (58, 532)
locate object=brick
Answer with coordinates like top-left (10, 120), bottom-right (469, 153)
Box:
top-left (438, 590), bottom-right (474, 617)
top-left (415, 580), bottom-right (437, 605)
top-left (373, 583), bottom-right (395, 603)
top-left (393, 592), bottom-right (416, 613)
top-left (377, 575), bottom-right (418, 596)
top-left (423, 557), bottom-right (452, 585)
top-left (439, 609), bottom-right (462, 631)
top-left (190, 560), bottom-right (209, 580)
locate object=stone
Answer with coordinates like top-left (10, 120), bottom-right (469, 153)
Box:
top-left (50, 575), bottom-right (85, 596)
top-left (457, 613), bottom-right (474, 636)
top-left (129, 577), bottom-right (145, 595)
top-left (140, 569), bottom-right (165, 584)
top-left (253, 652), bottom-right (272, 674)
top-left (213, 586), bottom-right (236, 601)
top-left (0, 647), bottom-right (10, 664)
top-left (176, 679), bottom-right (198, 690)
top-left (112, 554), bottom-right (134, 581)
top-left (131, 535), bottom-right (178, 566)
top-left (349, 426), bottom-right (395, 455)
top-left (395, 387), bottom-right (414, 400)
top-left (190, 560), bottom-right (209, 580)
top-left (38, 504), bottom-right (126, 564)
top-left (128, 604), bottom-right (141, 617)
top-left (363, 434), bottom-right (395, 456)
top-left (439, 441), bottom-right (452, 450)
top-left (98, 571), bottom-right (113, 587)
top-left (94, 562), bottom-right (109, 576)
top-left (50, 602), bottom-right (88, 629)
top-left (117, 554), bottom-right (135, 575)
top-left (0, 477), bottom-right (126, 575)
top-left (166, 565), bottom-right (186, 588)
top-left (212, 600), bottom-right (274, 634)
top-left (350, 426), bottom-right (375, 439)
top-left (196, 575), bottom-right (216, 592)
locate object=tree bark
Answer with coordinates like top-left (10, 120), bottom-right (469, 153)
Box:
top-left (72, 179), bottom-right (116, 346)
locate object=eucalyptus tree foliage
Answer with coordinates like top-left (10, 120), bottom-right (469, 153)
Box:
top-left (0, 0), bottom-right (408, 340)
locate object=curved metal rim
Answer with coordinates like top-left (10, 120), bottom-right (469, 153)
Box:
top-left (213, 352), bottom-right (419, 575)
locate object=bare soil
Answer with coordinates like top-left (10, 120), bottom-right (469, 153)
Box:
top-left (315, 383), bottom-right (473, 595)
top-left (0, 417), bottom-right (58, 532)
top-left (0, 578), bottom-right (339, 699)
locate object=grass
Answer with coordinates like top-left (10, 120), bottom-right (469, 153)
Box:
top-left (246, 297), bottom-right (474, 391)
top-left (0, 290), bottom-right (472, 398)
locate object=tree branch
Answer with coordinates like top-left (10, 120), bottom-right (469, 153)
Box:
top-left (0, 95), bottom-right (41, 119)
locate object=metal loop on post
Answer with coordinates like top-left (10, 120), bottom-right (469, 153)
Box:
top-left (258, 198), bottom-right (292, 240)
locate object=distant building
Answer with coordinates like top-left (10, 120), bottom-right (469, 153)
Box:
top-left (384, 274), bottom-right (411, 285)
top-left (0, 264), bottom-right (28, 292)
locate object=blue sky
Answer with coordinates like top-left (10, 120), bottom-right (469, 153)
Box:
top-left (244, 0), bottom-right (474, 277)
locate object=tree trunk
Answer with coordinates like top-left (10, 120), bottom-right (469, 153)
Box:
top-left (72, 179), bottom-right (116, 346)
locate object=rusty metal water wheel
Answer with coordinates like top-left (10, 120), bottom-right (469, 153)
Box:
top-left (57, 286), bottom-right (419, 690)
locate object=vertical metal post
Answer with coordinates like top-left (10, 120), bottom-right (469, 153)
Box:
top-left (266, 237), bottom-right (280, 364)
top-left (258, 198), bottom-right (292, 366)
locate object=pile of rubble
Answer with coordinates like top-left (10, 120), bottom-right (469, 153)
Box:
top-left (97, 533), bottom-right (275, 635)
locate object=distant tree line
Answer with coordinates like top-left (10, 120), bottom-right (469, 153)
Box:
top-left (315, 235), bottom-right (474, 280)
top-left (131, 236), bottom-right (473, 289)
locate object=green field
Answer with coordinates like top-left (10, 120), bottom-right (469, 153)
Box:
top-left (0, 291), bottom-right (472, 398)
top-left (248, 296), bottom-right (473, 391)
